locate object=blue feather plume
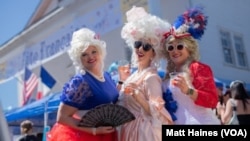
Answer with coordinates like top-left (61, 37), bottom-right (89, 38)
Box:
top-left (173, 6), bottom-right (208, 40)
top-left (163, 88), bottom-right (178, 121)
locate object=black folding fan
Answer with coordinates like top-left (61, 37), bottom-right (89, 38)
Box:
top-left (78, 103), bottom-right (135, 127)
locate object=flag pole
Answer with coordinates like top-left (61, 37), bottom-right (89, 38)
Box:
top-left (39, 63), bottom-right (48, 141)
top-left (40, 65), bottom-right (56, 141)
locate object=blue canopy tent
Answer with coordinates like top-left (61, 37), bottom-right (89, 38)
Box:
top-left (5, 92), bottom-right (61, 125)
top-left (214, 78), bottom-right (224, 88)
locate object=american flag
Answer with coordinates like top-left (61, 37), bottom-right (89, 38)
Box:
top-left (23, 67), bottom-right (38, 105)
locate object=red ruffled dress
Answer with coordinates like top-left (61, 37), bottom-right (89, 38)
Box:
top-left (47, 123), bottom-right (117, 141)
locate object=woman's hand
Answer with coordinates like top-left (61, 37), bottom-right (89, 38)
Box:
top-left (123, 82), bottom-right (151, 114)
top-left (123, 82), bottom-right (140, 95)
top-left (217, 104), bottom-right (225, 116)
top-left (172, 75), bottom-right (189, 94)
top-left (118, 64), bottom-right (131, 81)
top-left (124, 83), bottom-right (138, 95)
top-left (95, 126), bottom-right (115, 135)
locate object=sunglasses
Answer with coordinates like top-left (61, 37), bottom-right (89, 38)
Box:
top-left (134, 41), bottom-right (153, 51)
top-left (166, 44), bottom-right (185, 52)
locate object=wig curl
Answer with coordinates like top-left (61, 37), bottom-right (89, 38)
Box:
top-left (68, 28), bottom-right (107, 74)
top-left (121, 6), bottom-right (171, 68)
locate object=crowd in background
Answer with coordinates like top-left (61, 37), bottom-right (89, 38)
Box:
top-left (215, 80), bottom-right (250, 125)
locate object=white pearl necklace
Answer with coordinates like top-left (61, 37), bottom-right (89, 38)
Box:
top-left (87, 71), bottom-right (105, 82)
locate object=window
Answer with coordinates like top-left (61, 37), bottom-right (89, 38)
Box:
top-left (220, 30), bottom-right (234, 65)
top-left (220, 30), bottom-right (248, 69)
top-left (234, 35), bottom-right (248, 67)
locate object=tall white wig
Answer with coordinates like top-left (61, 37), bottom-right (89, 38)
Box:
top-left (121, 6), bottom-right (171, 68)
top-left (68, 28), bottom-right (107, 74)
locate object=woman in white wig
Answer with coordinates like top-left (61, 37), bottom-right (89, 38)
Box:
top-left (47, 28), bottom-right (119, 141)
top-left (118, 6), bottom-right (173, 141)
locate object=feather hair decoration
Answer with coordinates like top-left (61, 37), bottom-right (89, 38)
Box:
top-left (165, 6), bottom-right (208, 40)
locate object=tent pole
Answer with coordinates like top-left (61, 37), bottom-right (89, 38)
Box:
top-left (44, 100), bottom-right (48, 129)
top-left (42, 91), bottom-right (52, 141)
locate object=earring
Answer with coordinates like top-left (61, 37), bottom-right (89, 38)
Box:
top-left (150, 58), bottom-right (159, 68)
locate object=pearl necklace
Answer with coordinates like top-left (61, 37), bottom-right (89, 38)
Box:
top-left (87, 71), bottom-right (105, 82)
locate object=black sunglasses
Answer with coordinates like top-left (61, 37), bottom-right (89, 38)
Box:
top-left (134, 41), bottom-right (153, 51)
top-left (166, 44), bottom-right (185, 52)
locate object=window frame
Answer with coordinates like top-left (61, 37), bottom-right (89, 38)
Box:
top-left (219, 29), bottom-right (249, 69)
top-left (233, 34), bottom-right (248, 68)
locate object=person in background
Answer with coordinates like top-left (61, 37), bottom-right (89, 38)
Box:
top-left (118, 6), bottom-right (173, 141)
top-left (219, 80), bottom-right (250, 125)
top-left (216, 89), bottom-right (231, 124)
top-left (162, 6), bottom-right (220, 124)
top-left (222, 89), bottom-right (232, 105)
top-left (47, 28), bottom-right (119, 141)
top-left (215, 81), bottom-right (224, 105)
top-left (19, 120), bottom-right (38, 141)
top-left (36, 132), bottom-right (43, 141)
top-left (214, 82), bottom-right (225, 122)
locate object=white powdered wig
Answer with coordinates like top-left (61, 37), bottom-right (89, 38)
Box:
top-left (68, 28), bottom-right (107, 74)
top-left (121, 6), bottom-right (171, 68)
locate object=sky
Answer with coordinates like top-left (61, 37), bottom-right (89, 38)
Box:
top-left (0, 0), bottom-right (40, 110)
top-left (0, 0), bottom-right (41, 46)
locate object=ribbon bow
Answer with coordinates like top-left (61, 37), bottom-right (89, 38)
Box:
top-left (163, 27), bottom-right (191, 39)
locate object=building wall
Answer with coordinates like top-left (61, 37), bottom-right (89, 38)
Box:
top-left (189, 0), bottom-right (250, 86)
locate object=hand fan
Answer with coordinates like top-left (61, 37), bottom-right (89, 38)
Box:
top-left (78, 103), bottom-right (135, 127)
